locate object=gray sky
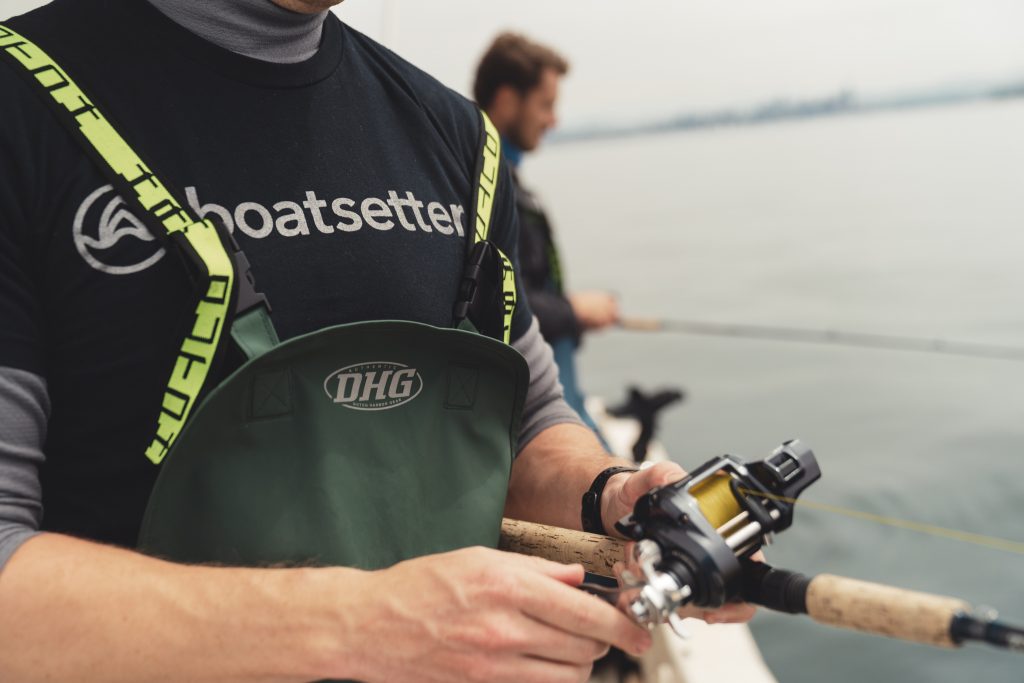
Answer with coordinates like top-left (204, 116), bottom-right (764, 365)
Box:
top-left (4, 0), bottom-right (1023, 128)
top-left (335, 0), bottom-right (1024, 127)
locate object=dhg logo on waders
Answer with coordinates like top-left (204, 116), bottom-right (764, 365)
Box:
top-left (324, 362), bottom-right (423, 410)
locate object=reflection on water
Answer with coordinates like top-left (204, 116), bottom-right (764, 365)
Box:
top-left (528, 100), bottom-right (1024, 683)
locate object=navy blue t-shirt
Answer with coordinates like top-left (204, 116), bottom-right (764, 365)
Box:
top-left (0, 0), bottom-right (530, 547)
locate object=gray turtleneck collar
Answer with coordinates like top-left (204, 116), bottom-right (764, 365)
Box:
top-left (146, 0), bottom-right (328, 64)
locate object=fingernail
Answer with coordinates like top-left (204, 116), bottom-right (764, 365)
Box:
top-left (634, 634), bottom-right (652, 654)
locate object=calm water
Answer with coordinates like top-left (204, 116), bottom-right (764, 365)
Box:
top-left (528, 99), bottom-right (1024, 683)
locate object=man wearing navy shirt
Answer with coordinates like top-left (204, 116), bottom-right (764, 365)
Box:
top-left (0, 2), bottom-right (751, 681)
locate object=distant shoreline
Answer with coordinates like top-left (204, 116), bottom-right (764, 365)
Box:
top-left (551, 83), bottom-right (1024, 144)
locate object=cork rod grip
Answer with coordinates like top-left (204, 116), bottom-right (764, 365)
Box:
top-left (806, 574), bottom-right (970, 648)
top-left (498, 518), bottom-right (626, 577)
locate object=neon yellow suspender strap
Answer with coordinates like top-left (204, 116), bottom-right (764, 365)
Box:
top-left (474, 112), bottom-right (518, 344)
top-left (0, 24), bottom-right (235, 465)
top-left (473, 112), bottom-right (501, 243)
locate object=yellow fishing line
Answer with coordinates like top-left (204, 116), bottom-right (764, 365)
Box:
top-left (738, 487), bottom-right (1024, 556)
top-left (691, 473), bottom-right (743, 528)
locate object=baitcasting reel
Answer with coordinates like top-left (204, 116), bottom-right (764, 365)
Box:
top-left (563, 440), bottom-right (1022, 651)
top-left (614, 439), bottom-right (821, 632)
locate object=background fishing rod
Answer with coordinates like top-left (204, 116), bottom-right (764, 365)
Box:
top-left (619, 317), bottom-right (1024, 362)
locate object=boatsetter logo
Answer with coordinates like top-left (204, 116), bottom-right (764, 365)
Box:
top-left (184, 187), bottom-right (467, 241)
top-left (72, 184), bottom-right (467, 275)
top-left (324, 362), bottom-right (423, 411)
top-left (73, 184), bottom-right (167, 275)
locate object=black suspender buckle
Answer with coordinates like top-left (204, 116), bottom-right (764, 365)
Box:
top-left (453, 240), bottom-right (504, 340)
top-left (222, 226), bottom-right (271, 316)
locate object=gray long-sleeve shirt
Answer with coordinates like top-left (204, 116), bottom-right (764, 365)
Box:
top-left (0, 369), bottom-right (48, 569)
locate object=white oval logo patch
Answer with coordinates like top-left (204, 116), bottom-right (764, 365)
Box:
top-left (323, 362), bottom-right (423, 411)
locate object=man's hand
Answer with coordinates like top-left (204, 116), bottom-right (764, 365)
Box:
top-left (600, 462), bottom-right (758, 626)
top-left (345, 547), bottom-right (652, 683)
top-left (506, 424), bottom-right (754, 630)
top-left (599, 461), bottom-right (686, 532)
top-left (568, 290), bottom-right (618, 330)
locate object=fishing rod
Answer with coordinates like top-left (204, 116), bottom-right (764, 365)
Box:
top-left (618, 317), bottom-right (1024, 362)
top-left (498, 440), bottom-right (1024, 652)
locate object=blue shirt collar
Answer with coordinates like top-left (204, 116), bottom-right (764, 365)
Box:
top-left (501, 137), bottom-right (524, 168)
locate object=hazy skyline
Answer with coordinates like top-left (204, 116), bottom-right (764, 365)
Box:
top-left (335, 0), bottom-right (1024, 127)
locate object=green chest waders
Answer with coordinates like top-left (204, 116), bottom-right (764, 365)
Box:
top-left (1, 27), bottom-right (526, 569)
top-left (139, 314), bottom-right (528, 568)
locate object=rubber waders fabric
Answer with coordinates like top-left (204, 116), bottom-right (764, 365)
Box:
top-left (138, 318), bottom-right (528, 569)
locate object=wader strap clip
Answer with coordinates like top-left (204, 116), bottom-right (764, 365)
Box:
top-left (454, 241), bottom-right (486, 318)
top-left (225, 230), bottom-right (271, 316)
top-left (453, 240), bottom-right (504, 341)
top-left (455, 110), bottom-right (516, 344)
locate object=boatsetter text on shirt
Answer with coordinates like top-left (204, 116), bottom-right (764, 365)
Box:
top-left (185, 187), bottom-right (467, 239)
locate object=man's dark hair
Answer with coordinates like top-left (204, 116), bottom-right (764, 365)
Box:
top-left (473, 32), bottom-right (569, 109)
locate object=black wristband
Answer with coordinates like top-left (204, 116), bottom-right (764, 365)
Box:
top-left (581, 466), bottom-right (639, 535)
